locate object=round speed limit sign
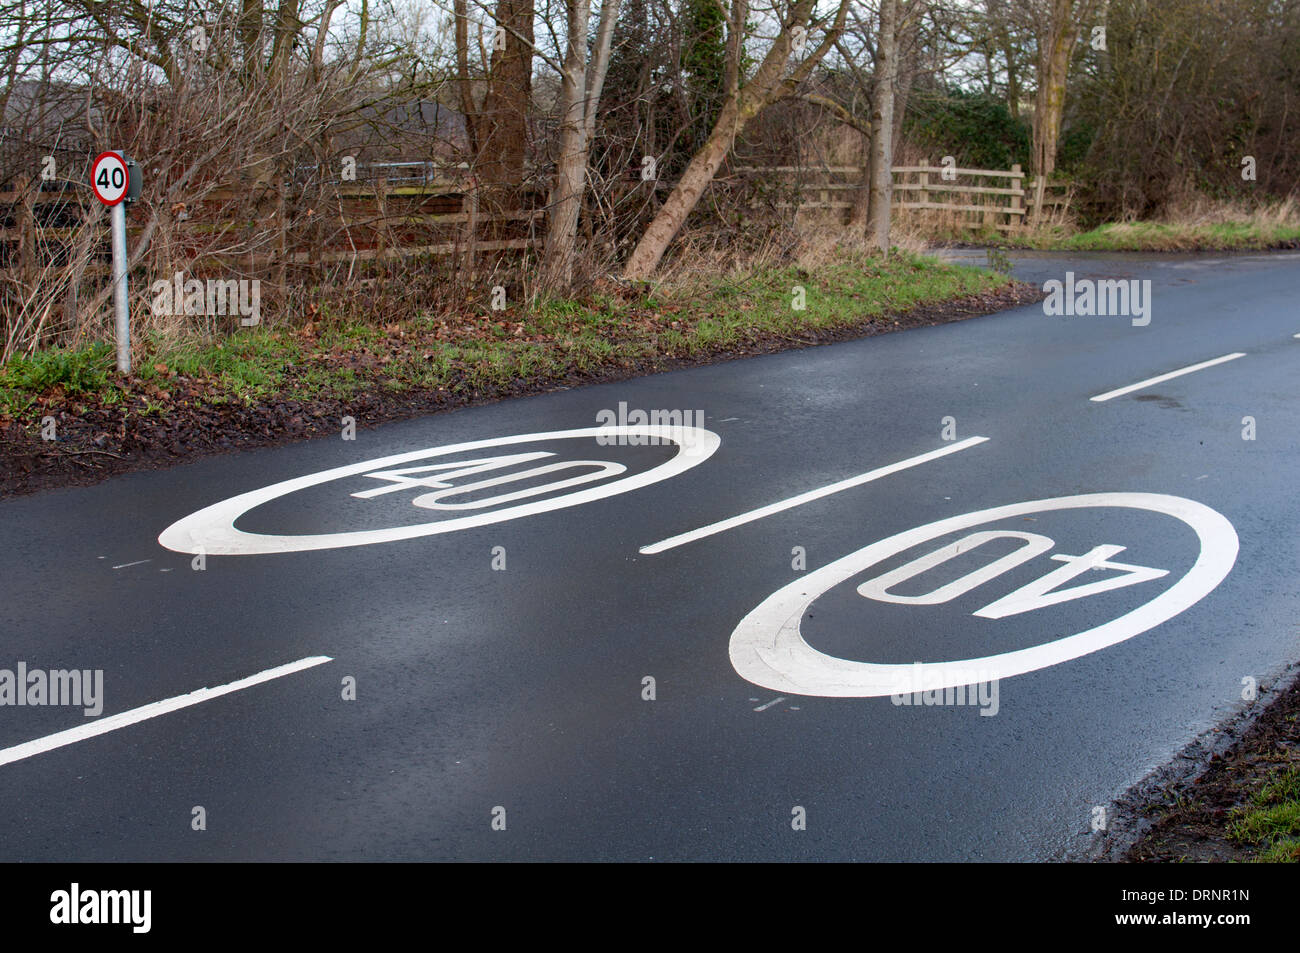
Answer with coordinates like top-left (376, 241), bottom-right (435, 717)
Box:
top-left (90, 151), bottom-right (130, 206)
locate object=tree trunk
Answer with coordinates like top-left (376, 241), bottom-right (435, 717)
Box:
top-left (1032, 0), bottom-right (1091, 181)
top-left (270, 0), bottom-right (302, 79)
top-left (541, 0), bottom-right (622, 290)
top-left (239, 0), bottom-right (265, 67)
top-left (890, 0), bottom-right (920, 165)
top-left (986, 0), bottom-right (1019, 117)
top-left (868, 0), bottom-right (899, 254)
top-left (583, 0), bottom-right (622, 144)
top-left (621, 94), bottom-right (742, 280)
top-left (454, 0), bottom-right (480, 156)
top-left (621, 0), bottom-right (845, 280)
top-left (540, 0), bottom-right (591, 290)
top-left (478, 0), bottom-right (535, 199)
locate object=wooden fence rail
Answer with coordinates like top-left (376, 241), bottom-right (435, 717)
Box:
top-left (0, 177), bottom-right (543, 280)
top-left (739, 161), bottom-right (1070, 230)
top-left (2, 161), bottom-right (1068, 285)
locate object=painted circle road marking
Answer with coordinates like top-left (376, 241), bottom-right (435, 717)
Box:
top-left (158, 425), bottom-right (719, 555)
top-left (728, 493), bottom-right (1238, 697)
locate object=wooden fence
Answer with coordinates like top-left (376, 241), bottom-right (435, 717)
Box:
top-left (0, 167), bottom-right (543, 285)
top-left (736, 161), bottom-right (1070, 231)
top-left (2, 158), bottom-right (1068, 287)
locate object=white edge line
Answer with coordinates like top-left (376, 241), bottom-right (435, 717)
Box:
top-left (1089, 352), bottom-right (1246, 403)
top-left (640, 436), bottom-right (990, 554)
top-left (0, 656), bottom-right (333, 768)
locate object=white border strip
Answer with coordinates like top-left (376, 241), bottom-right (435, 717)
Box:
top-left (1089, 352), bottom-right (1246, 403)
top-left (640, 437), bottom-right (990, 554)
top-left (0, 656), bottom-right (333, 768)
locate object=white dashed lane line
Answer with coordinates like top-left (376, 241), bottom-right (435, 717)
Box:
top-left (640, 436), bottom-right (990, 555)
top-left (1089, 352), bottom-right (1246, 403)
top-left (0, 656), bottom-right (333, 768)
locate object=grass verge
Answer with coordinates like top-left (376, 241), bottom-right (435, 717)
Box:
top-left (932, 197), bottom-right (1300, 252)
top-left (997, 220), bottom-right (1300, 252)
top-left (1121, 670), bottom-right (1300, 863)
top-left (1228, 763), bottom-right (1300, 861)
top-left (1, 249), bottom-right (1035, 497)
top-left (1, 249), bottom-right (1009, 425)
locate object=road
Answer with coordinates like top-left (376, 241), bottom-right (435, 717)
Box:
top-left (1, 250), bottom-right (1297, 861)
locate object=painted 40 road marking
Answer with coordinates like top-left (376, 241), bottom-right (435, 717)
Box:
top-left (158, 425), bottom-right (718, 555)
top-left (856, 530), bottom-right (1169, 619)
top-left (729, 493), bottom-right (1238, 697)
top-left (158, 428), bottom-right (1237, 696)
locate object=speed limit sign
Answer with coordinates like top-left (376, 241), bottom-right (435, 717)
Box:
top-left (93, 149), bottom-right (136, 373)
top-left (90, 151), bottom-right (130, 206)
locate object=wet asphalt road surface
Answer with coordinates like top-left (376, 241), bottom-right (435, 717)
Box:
top-left (1, 250), bottom-right (1297, 860)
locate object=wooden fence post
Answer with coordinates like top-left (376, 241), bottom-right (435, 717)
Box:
top-left (375, 174), bottom-right (388, 264)
top-left (463, 183), bottom-right (478, 282)
top-left (918, 160), bottom-right (929, 207)
top-left (981, 171), bottom-right (995, 231)
top-left (312, 187), bottom-right (325, 272)
top-left (1010, 163), bottom-right (1023, 230)
top-left (275, 174), bottom-right (287, 299)
top-left (16, 175), bottom-right (35, 286)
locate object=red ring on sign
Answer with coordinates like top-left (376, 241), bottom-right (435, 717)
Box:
top-left (90, 151), bottom-right (129, 206)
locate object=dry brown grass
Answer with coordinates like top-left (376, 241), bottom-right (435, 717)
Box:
top-left (651, 226), bottom-right (800, 295)
top-left (1158, 194), bottom-right (1300, 229)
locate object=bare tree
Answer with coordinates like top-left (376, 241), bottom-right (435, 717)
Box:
top-left (477, 0), bottom-right (535, 196)
top-left (541, 0), bottom-right (622, 290)
top-left (1027, 0), bottom-right (1099, 179)
top-left (620, 0), bottom-right (850, 281)
top-left (0, 3), bottom-right (447, 358)
top-left (453, 0), bottom-right (481, 155)
top-left (867, 0), bottom-right (898, 252)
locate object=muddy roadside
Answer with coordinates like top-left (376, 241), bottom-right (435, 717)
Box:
top-left (1082, 664), bottom-right (1300, 863)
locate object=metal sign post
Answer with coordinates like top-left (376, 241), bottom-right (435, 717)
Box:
top-left (90, 151), bottom-right (137, 375)
top-left (109, 201), bottom-right (129, 374)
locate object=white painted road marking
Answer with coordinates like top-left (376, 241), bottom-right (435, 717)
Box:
top-left (753, 696), bottom-right (786, 712)
top-left (1089, 352), bottom-right (1246, 402)
top-left (111, 559), bottom-right (151, 570)
top-left (159, 426), bottom-right (719, 556)
top-left (640, 437), bottom-right (990, 555)
top-left (0, 657), bottom-right (333, 768)
top-left (729, 493), bottom-right (1237, 697)
top-left (856, 532), bottom-right (1168, 618)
